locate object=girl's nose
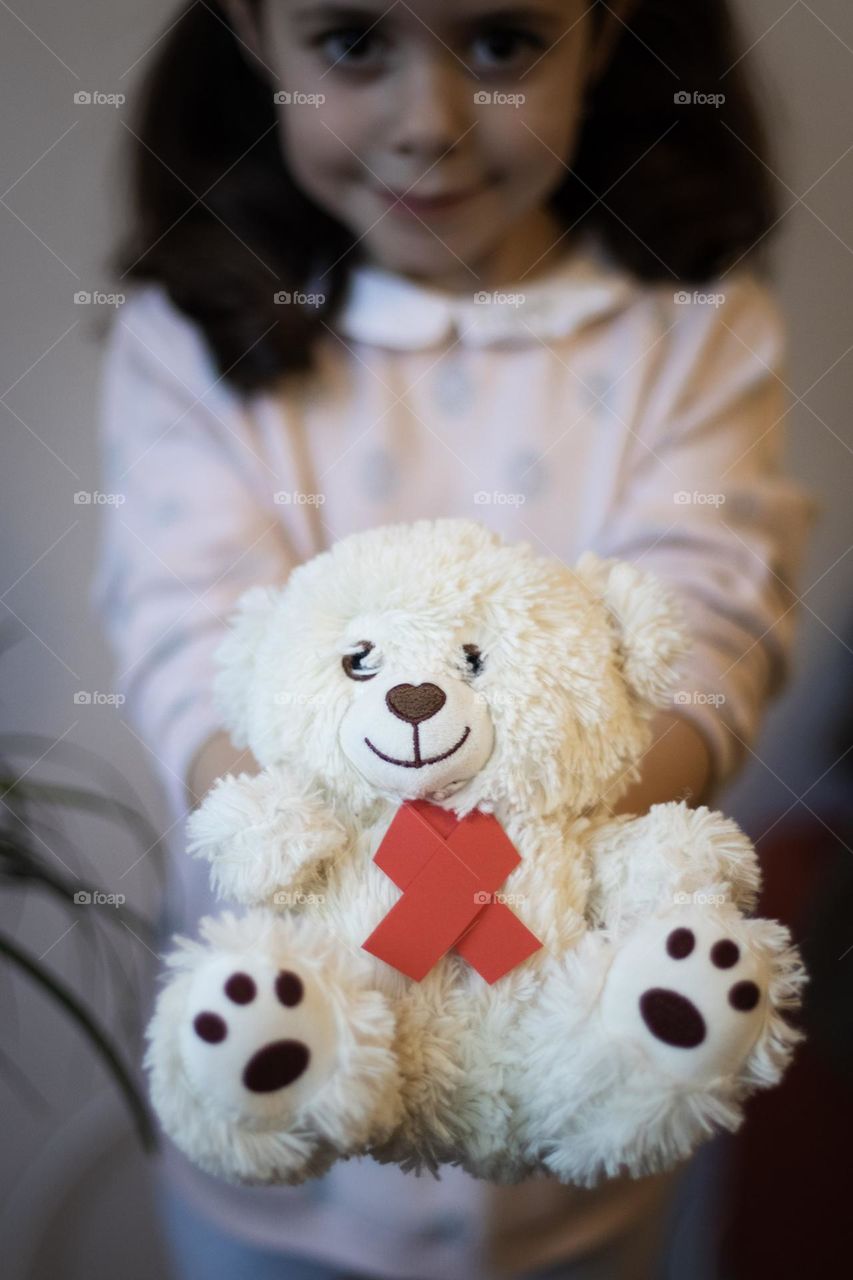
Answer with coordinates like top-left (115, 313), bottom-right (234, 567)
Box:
top-left (387, 53), bottom-right (472, 163)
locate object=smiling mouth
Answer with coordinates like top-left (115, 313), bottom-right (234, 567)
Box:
top-left (377, 183), bottom-right (490, 217)
top-left (365, 725), bottom-right (471, 769)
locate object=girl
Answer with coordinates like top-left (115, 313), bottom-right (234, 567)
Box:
top-left (92, 1), bottom-right (816, 1277)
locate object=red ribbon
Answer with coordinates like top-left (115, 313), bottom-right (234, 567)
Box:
top-left (361, 800), bottom-right (543, 984)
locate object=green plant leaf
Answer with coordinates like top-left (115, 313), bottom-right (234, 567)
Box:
top-left (0, 932), bottom-right (157, 1152)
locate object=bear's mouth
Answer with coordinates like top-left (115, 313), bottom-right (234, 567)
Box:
top-left (364, 725), bottom-right (471, 769)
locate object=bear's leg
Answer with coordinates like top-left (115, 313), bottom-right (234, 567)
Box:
top-left (586, 801), bottom-right (763, 929)
top-left (145, 909), bottom-right (402, 1184)
top-left (517, 905), bottom-right (803, 1186)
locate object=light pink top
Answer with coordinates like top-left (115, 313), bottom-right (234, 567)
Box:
top-left (90, 230), bottom-right (816, 1277)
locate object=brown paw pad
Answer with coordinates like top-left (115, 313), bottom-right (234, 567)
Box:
top-left (243, 1039), bottom-right (310, 1093)
top-left (637, 933), bottom-right (764, 1050)
top-left (639, 988), bottom-right (706, 1048)
top-left (191, 967), bottom-right (311, 1093)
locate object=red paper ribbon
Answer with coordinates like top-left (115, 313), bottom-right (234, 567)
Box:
top-left (361, 800), bottom-right (543, 984)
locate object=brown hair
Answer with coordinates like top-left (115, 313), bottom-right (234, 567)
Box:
top-left (112, 0), bottom-right (779, 394)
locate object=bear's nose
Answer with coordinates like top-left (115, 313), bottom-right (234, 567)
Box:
top-left (386, 683), bottom-right (446, 725)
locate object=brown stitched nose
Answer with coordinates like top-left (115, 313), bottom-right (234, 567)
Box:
top-left (386, 683), bottom-right (446, 725)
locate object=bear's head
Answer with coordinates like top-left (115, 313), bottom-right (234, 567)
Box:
top-left (213, 519), bottom-right (689, 818)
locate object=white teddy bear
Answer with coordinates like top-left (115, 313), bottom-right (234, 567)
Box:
top-left (145, 518), bottom-right (804, 1187)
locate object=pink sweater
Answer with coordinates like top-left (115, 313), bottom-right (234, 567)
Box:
top-left (91, 231), bottom-right (815, 1277)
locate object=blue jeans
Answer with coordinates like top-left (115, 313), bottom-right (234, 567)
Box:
top-left (154, 1180), bottom-right (676, 1280)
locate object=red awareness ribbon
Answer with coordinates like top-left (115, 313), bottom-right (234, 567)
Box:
top-left (361, 799), bottom-right (543, 984)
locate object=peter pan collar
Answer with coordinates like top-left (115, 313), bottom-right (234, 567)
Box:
top-left (331, 230), bottom-right (638, 350)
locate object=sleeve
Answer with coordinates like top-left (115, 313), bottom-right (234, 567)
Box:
top-left (590, 275), bottom-right (820, 793)
top-left (89, 286), bottom-right (299, 825)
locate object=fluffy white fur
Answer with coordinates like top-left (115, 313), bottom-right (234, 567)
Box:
top-left (518, 908), bottom-right (804, 1186)
top-left (186, 764), bottom-right (349, 905)
top-left (145, 518), bottom-right (805, 1187)
top-left (144, 910), bottom-right (402, 1184)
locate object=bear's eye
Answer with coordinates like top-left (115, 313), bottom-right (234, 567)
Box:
top-left (463, 643), bottom-right (484, 677)
top-left (342, 640), bottom-right (377, 681)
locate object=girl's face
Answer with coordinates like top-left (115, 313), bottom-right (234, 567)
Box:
top-left (248, 1), bottom-right (601, 289)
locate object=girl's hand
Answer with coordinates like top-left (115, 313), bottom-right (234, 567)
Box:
top-left (612, 712), bottom-right (712, 816)
top-left (186, 729), bottom-right (260, 810)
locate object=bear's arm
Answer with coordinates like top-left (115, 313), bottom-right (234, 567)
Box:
top-left (186, 763), bottom-right (349, 905)
top-left (585, 800), bottom-right (761, 932)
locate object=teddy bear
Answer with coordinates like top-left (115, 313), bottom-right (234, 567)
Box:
top-left (144, 518), bottom-right (804, 1188)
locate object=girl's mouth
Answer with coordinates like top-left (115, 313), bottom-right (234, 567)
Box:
top-left (376, 183), bottom-right (490, 218)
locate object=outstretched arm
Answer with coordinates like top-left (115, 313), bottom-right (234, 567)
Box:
top-left (90, 288), bottom-right (300, 827)
top-left (590, 280), bottom-right (816, 805)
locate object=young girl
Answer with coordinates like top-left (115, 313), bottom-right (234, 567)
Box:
top-left (92, 1), bottom-right (816, 1276)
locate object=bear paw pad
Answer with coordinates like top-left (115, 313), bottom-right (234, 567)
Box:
top-left (179, 956), bottom-right (338, 1130)
top-left (600, 909), bottom-right (767, 1084)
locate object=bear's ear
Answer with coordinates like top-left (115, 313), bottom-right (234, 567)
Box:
top-left (212, 585), bottom-right (280, 747)
top-left (574, 552), bottom-right (691, 706)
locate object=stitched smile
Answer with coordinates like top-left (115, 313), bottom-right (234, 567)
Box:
top-left (365, 725), bottom-right (471, 769)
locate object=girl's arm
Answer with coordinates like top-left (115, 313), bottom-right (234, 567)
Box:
top-left (90, 286), bottom-right (297, 823)
top-left (595, 276), bottom-right (818, 810)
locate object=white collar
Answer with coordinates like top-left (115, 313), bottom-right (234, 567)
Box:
top-left (331, 231), bottom-right (638, 350)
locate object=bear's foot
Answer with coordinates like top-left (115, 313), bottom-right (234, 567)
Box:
top-left (516, 906), bottom-right (804, 1185)
top-left (180, 952), bottom-right (337, 1125)
top-left (600, 906), bottom-right (769, 1083)
top-left (145, 910), bottom-right (402, 1184)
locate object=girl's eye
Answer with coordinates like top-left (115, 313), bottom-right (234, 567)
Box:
top-left (472, 28), bottom-right (545, 70)
top-left (316, 27), bottom-right (383, 69)
top-left (342, 641), bottom-right (378, 681)
top-left (463, 644), bottom-right (484, 676)
top-left (314, 25), bottom-right (544, 74)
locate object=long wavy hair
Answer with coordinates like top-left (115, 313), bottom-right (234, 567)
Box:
top-left (112, 0), bottom-right (780, 394)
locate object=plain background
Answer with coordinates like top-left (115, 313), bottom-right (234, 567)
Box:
top-left (1, 2), bottom-right (851, 1276)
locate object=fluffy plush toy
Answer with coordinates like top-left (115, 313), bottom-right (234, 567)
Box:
top-left (145, 518), bottom-right (804, 1187)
